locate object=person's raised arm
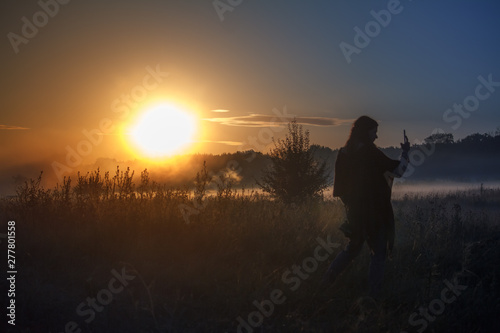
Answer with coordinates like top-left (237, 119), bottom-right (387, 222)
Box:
top-left (392, 131), bottom-right (410, 178)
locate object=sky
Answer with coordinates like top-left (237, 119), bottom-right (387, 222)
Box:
top-left (1, 0), bottom-right (500, 187)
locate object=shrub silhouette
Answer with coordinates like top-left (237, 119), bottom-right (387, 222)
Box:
top-left (258, 119), bottom-right (330, 203)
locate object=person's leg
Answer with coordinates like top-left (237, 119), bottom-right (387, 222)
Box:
top-left (367, 228), bottom-right (387, 298)
top-left (323, 235), bottom-right (364, 284)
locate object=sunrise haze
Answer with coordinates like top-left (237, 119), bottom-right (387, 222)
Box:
top-left (1, 0), bottom-right (500, 188)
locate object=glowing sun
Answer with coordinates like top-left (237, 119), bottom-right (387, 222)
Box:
top-left (129, 104), bottom-right (196, 158)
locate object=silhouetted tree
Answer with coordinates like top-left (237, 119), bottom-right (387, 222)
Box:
top-left (258, 119), bottom-right (330, 203)
top-left (459, 133), bottom-right (492, 144)
top-left (424, 132), bottom-right (454, 144)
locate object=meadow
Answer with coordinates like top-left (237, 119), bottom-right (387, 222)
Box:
top-left (1, 167), bottom-right (499, 333)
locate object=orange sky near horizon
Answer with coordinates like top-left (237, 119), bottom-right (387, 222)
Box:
top-left (1, 1), bottom-right (500, 193)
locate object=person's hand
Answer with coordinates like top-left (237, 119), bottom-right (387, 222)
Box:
top-left (401, 130), bottom-right (410, 153)
top-left (400, 141), bottom-right (410, 160)
top-left (400, 141), bottom-right (410, 153)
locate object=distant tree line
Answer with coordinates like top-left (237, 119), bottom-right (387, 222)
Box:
top-left (60, 130), bottom-right (500, 193)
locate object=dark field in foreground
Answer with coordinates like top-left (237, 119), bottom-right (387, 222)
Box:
top-left (1, 173), bottom-right (500, 333)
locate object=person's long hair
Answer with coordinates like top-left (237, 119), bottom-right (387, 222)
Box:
top-left (343, 116), bottom-right (378, 153)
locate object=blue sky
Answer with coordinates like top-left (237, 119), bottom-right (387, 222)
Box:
top-left (1, 0), bottom-right (499, 174)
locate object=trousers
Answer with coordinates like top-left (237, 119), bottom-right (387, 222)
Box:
top-left (324, 228), bottom-right (387, 298)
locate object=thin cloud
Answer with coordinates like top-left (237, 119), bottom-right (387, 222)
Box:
top-left (295, 116), bottom-right (354, 127)
top-left (198, 140), bottom-right (243, 146)
top-left (0, 125), bottom-right (29, 130)
top-left (204, 114), bottom-right (353, 128)
top-left (211, 109), bottom-right (230, 113)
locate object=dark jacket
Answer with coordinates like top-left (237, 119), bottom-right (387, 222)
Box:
top-left (333, 144), bottom-right (400, 250)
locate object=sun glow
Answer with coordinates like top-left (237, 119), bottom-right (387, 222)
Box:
top-left (128, 104), bottom-right (196, 159)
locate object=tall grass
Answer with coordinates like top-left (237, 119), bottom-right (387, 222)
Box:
top-left (1, 167), bottom-right (499, 332)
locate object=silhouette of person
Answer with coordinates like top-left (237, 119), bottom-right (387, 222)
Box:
top-left (324, 115), bottom-right (410, 298)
